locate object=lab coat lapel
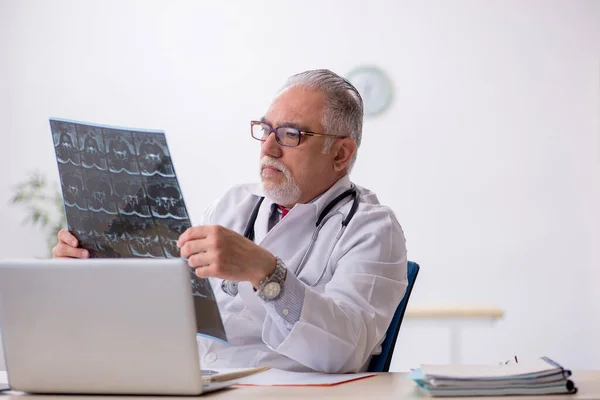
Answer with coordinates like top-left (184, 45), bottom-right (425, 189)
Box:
top-left (251, 198), bottom-right (271, 244)
top-left (236, 200), bottom-right (318, 320)
top-left (251, 175), bottom-right (353, 271)
top-left (258, 203), bottom-right (318, 270)
top-left (238, 176), bottom-right (353, 318)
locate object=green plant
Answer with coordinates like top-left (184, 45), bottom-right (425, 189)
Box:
top-left (10, 172), bottom-right (65, 254)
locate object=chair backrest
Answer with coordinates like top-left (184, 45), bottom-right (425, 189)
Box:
top-left (367, 261), bottom-right (420, 372)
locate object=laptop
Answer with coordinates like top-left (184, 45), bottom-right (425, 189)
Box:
top-left (0, 258), bottom-right (241, 395)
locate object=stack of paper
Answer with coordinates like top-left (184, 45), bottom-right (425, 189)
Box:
top-left (409, 357), bottom-right (577, 397)
top-left (0, 371), bottom-right (8, 392)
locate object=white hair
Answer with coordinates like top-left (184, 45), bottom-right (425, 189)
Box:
top-left (279, 69), bottom-right (364, 171)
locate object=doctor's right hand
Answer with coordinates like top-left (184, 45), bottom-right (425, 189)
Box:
top-left (51, 229), bottom-right (90, 259)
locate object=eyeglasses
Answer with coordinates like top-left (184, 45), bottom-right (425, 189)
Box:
top-left (250, 121), bottom-right (347, 147)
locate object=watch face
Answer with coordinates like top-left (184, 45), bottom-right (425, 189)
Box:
top-left (263, 281), bottom-right (281, 299)
top-left (346, 66), bottom-right (393, 116)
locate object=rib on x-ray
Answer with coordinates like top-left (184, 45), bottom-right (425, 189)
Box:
top-left (50, 118), bottom-right (226, 342)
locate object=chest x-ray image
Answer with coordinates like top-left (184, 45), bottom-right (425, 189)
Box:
top-left (50, 118), bottom-right (226, 342)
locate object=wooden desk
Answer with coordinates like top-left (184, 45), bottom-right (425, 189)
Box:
top-left (3, 371), bottom-right (598, 400)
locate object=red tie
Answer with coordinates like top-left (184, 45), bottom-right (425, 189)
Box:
top-left (278, 205), bottom-right (289, 219)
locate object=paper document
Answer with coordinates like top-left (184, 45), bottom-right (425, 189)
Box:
top-left (49, 118), bottom-right (226, 342)
top-left (0, 371), bottom-right (8, 392)
top-left (215, 368), bottom-right (375, 386)
top-left (411, 357), bottom-right (577, 397)
top-left (421, 357), bottom-right (568, 380)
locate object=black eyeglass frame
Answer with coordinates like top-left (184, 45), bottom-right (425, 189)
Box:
top-left (250, 120), bottom-right (348, 147)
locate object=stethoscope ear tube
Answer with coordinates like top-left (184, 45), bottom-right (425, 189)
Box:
top-left (343, 190), bottom-right (359, 227)
top-left (316, 187), bottom-right (356, 227)
top-left (243, 197), bottom-right (265, 242)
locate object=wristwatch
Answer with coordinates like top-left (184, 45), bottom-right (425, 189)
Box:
top-left (257, 257), bottom-right (286, 301)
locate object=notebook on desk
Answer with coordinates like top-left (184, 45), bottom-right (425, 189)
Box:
top-left (0, 371), bottom-right (6, 392)
top-left (0, 259), bottom-right (266, 395)
top-left (409, 357), bottom-right (577, 397)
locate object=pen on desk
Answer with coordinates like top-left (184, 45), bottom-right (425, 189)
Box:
top-left (202, 369), bottom-right (219, 376)
top-left (203, 366), bottom-right (271, 383)
top-left (514, 355), bottom-right (518, 364)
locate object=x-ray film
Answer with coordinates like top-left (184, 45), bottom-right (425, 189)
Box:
top-left (50, 118), bottom-right (226, 342)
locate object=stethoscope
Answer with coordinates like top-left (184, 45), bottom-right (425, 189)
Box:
top-left (221, 186), bottom-right (360, 297)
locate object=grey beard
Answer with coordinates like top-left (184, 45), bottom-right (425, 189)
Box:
top-left (261, 179), bottom-right (301, 205)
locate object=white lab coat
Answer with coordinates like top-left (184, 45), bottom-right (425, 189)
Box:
top-left (196, 175), bottom-right (408, 373)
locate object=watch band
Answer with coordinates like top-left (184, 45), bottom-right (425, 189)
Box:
top-left (257, 257), bottom-right (286, 301)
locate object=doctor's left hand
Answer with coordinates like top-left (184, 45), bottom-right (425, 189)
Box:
top-left (177, 225), bottom-right (277, 288)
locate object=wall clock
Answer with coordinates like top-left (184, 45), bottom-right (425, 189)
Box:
top-left (346, 66), bottom-right (393, 116)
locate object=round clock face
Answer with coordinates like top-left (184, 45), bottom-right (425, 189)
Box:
top-left (347, 66), bottom-right (393, 116)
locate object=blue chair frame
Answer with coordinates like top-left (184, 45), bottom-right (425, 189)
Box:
top-left (368, 261), bottom-right (420, 372)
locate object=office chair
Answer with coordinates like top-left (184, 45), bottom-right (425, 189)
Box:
top-left (367, 261), bottom-right (420, 373)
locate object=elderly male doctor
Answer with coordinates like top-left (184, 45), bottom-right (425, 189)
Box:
top-left (52, 69), bottom-right (408, 373)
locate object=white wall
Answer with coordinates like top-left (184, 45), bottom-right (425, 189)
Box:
top-left (1, 0), bottom-right (599, 371)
